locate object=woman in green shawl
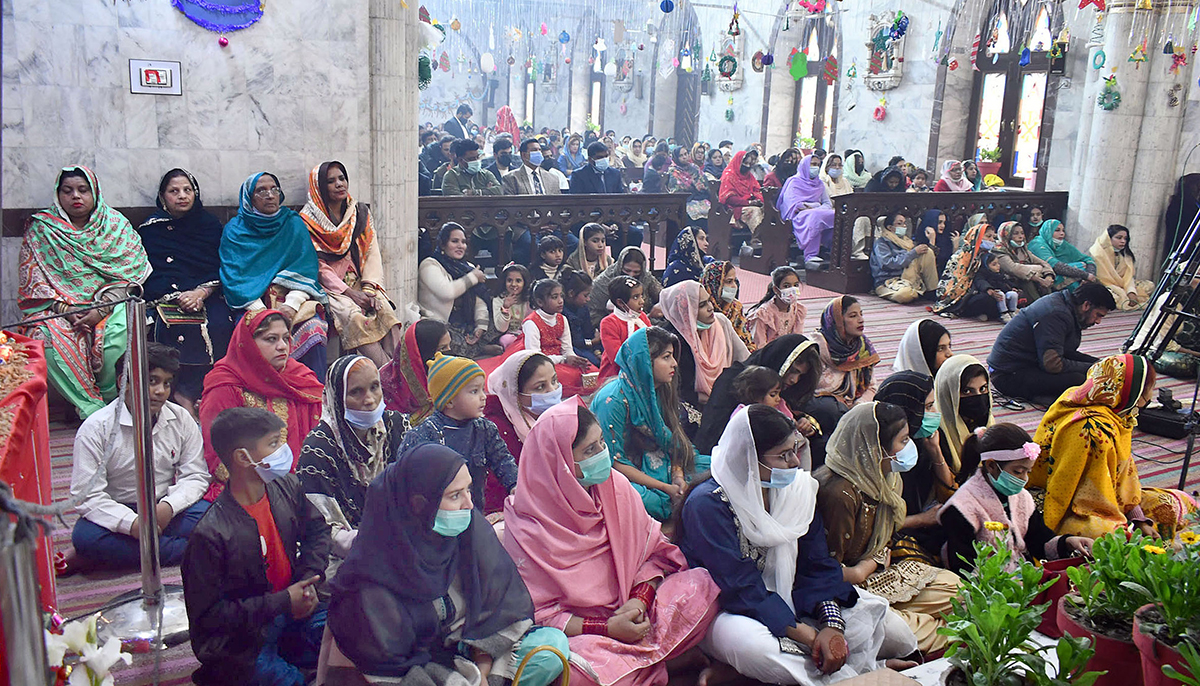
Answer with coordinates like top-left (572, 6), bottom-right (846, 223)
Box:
top-left (590, 326), bottom-right (706, 521)
top-left (18, 166), bottom-right (150, 417)
top-left (219, 172), bottom-right (330, 381)
top-left (1026, 219), bottom-right (1097, 290)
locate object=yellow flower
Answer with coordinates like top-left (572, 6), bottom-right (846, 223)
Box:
top-left (984, 521), bottom-right (1008, 532)
top-left (1179, 531), bottom-right (1199, 545)
top-left (1143, 544), bottom-right (1167, 555)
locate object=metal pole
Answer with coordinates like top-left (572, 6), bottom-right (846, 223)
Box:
top-left (126, 299), bottom-right (163, 601)
top-left (0, 526), bottom-right (52, 685)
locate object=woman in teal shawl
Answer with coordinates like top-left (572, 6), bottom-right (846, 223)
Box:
top-left (1027, 218), bottom-right (1097, 290)
top-left (219, 172), bottom-right (330, 380)
top-left (590, 326), bottom-right (707, 521)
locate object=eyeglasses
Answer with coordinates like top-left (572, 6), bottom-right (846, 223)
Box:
top-left (253, 188), bottom-right (281, 198)
top-left (763, 439), bottom-right (803, 462)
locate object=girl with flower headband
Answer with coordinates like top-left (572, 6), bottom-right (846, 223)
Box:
top-left (938, 423), bottom-right (1093, 575)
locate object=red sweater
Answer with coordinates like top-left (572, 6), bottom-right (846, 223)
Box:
top-left (598, 311), bottom-right (652, 380)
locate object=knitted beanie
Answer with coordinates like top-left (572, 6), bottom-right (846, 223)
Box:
top-left (427, 354), bottom-right (485, 410)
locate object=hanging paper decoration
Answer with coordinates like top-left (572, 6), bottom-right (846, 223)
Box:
top-left (1165, 37), bottom-right (1175, 55)
top-left (847, 60), bottom-right (857, 78)
top-left (822, 55), bottom-right (838, 85)
top-left (660, 0), bottom-right (675, 13)
top-left (728, 4), bottom-right (741, 36)
top-left (790, 49), bottom-right (809, 80)
top-left (1172, 46), bottom-right (1189, 74)
top-left (481, 52), bottom-right (496, 73)
top-left (540, 23), bottom-right (548, 36)
top-left (949, 58), bottom-right (959, 71)
top-left (1093, 50), bottom-right (1106, 69)
top-left (702, 64), bottom-right (713, 81)
top-left (1169, 84), bottom-right (1182, 107)
top-left (889, 12), bottom-right (910, 41)
top-left (751, 51), bottom-right (765, 72)
top-left (1050, 43), bottom-right (1064, 60)
top-left (438, 51), bottom-right (450, 72)
top-left (873, 98), bottom-right (887, 121)
top-left (970, 33), bottom-right (981, 71)
top-left (450, 17), bottom-right (460, 31)
top-left (1019, 47), bottom-right (1032, 66)
top-left (931, 20), bottom-right (943, 59)
top-left (725, 108), bottom-right (735, 121)
top-left (718, 55), bottom-right (739, 78)
top-left (1079, 0), bottom-right (1105, 9)
top-left (1098, 74), bottom-right (1121, 110)
top-left (797, 0), bottom-right (826, 12)
top-left (1135, 0), bottom-right (1151, 8)
top-left (418, 55), bottom-right (433, 90)
top-left (1130, 40), bottom-right (1148, 68)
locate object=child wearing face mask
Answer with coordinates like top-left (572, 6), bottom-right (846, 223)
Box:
top-left (939, 423), bottom-right (1094, 575)
top-left (397, 355), bottom-right (519, 513)
top-left (598, 276), bottom-right (651, 381)
top-left (746, 266), bottom-right (808, 348)
top-left (509, 279), bottom-right (596, 398)
top-left (183, 407), bottom-right (331, 686)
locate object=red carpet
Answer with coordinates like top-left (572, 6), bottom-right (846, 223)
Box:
top-left (44, 292), bottom-right (1197, 684)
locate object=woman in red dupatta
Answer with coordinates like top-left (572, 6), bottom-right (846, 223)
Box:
top-left (502, 399), bottom-right (720, 686)
top-left (718, 150), bottom-right (764, 230)
top-left (199, 309), bottom-right (324, 500)
top-left (380, 319), bottom-right (449, 422)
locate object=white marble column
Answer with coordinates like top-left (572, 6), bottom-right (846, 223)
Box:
top-left (764, 26), bottom-right (800, 154)
top-left (370, 0), bottom-right (420, 314)
top-left (652, 69), bottom-right (678, 137)
top-left (570, 37), bottom-right (591, 132)
top-left (1076, 4), bottom-right (1152, 234)
top-left (1125, 3), bottom-right (1192, 277)
top-left (1067, 37), bottom-right (1103, 215)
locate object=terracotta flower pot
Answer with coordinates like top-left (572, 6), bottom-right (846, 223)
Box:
top-left (1056, 596), bottom-right (1144, 686)
top-left (977, 161), bottom-right (1002, 177)
top-left (1033, 557), bottom-right (1085, 638)
top-left (1132, 604), bottom-right (1189, 686)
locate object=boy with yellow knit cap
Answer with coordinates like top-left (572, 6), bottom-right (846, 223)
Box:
top-left (396, 354), bottom-right (518, 513)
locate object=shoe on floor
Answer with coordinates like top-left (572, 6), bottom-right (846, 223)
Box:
top-left (976, 314), bottom-right (990, 322)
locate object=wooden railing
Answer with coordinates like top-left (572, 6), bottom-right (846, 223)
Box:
top-left (810, 190), bottom-right (1070, 294)
top-left (704, 180), bottom-right (793, 276)
top-left (416, 192), bottom-right (690, 271)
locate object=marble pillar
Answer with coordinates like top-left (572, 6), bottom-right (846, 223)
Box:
top-left (652, 68), bottom-right (677, 138)
top-left (1076, 4), bottom-right (1152, 237)
top-left (370, 0), bottom-right (420, 313)
top-left (1125, 3), bottom-right (1192, 277)
top-left (1067, 36), bottom-right (1102, 217)
top-left (569, 37), bottom-right (591, 132)
top-left (763, 25), bottom-right (800, 155)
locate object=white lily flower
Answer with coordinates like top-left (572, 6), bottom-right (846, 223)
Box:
top-left (80, 637), bottom-right (131, 677)
top-left (44, 629), bottom-right (68, 667)
top-left (59, 616), bottom-right (94, 654)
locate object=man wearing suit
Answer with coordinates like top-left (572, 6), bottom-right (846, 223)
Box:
top-left (443, 104), bottom-right (473, 141)
top-left (503, 138), bottom-right (573, 265)
top-left (569, 142), bottom-right (642, 250)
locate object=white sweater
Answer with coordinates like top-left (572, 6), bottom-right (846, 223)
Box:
top-left (418, 257), bottom-right (489, 330)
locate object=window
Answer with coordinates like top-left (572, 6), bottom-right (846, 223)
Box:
top-left (790, 22), bottom-right (838, 150)
top-left (525, 78), bottom-right (535, 126)
top-left (966, 1), bottom-right (1057, 187)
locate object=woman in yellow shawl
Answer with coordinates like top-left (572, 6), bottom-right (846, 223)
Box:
top-left (1029, 354), bottom-right (1197, 539)
top-left (1088, 225), bottom-right (1154, 311)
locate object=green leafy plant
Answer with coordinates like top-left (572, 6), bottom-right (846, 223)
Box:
top-left (979, 147), bottom-right (1002, 162)
top-left (1064, 531), bottom-right (1159, 636)
top-left (1163, 640), bottom-right (1200, 685)
top-left (938, 539), bottom-right (1104, 686)
top-left (795, 136), bottom-right (817, 149)
top-left (1125, 533), bottom-right (1200, 647)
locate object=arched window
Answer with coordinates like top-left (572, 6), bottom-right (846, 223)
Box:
top-left (525, 67), bottom-right (536, 127)
top-left (966, 1), bottom-right (1057, 187)
top-left (790, 20), bottom-right (837, 150)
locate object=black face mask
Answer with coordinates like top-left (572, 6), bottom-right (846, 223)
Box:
top-left (498, 152), bottom-right (513, 167)
top-left (958, 393), bottom-right (991, 427)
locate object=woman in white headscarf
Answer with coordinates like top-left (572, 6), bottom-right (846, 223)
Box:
top-left (679, 404), bottom-right (917, 684)
top-left (891, 319), bottom-right (953, 377)
top-left (814, 402), bottom-right (960, 654)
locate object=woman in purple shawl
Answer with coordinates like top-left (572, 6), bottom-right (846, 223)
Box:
top-left (777, 155), bottom-right (836, 263)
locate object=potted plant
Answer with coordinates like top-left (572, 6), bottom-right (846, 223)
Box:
top-left (1128, 529), bottom-right (1200, 686)
top-left (1058, 531), bottom-right (1160, 686)
top-left (1162, 641), bottom-right (1200, 686)
top-left (978, 147), bottom-right (1003, 177)
top-left (939, 536), bottom-right (1105, 686)
top-left (796, 136), bottom-right (816, 156)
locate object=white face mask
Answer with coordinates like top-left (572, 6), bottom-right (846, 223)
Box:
top-left (248, 443), bottom-right (293, 483)
top-left (780, 286), bottom-right (802, 304)
top-left (721, 286), bottom-right (738, 303)
top-left (345, 399), bottom-right (385, 429)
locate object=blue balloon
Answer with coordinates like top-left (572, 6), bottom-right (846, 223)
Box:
top-left (661, 0), bottom-right (675, 12)
top-left (559, 31), bottom-right (570, 44)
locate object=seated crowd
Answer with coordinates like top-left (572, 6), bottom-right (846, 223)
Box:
top-left (29, 117), bottom-right (1195, 686)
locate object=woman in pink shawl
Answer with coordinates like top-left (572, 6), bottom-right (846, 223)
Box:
top-left (659, 281), bottom-right (750, 407)
top-left (777, 155), bottom-right (835, 264)
top-left (502, 399), bottom-right (721, 686)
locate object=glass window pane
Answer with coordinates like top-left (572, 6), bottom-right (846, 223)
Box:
top-left (526, 81), bottom-right (535, 125)
top-left (1030, 7), bottom-right (1052, 52)
top-left (799, 78), bottom-right (818, 141)
top-left (975, 73), bottom-right (1006, 157)
top-left (987, 12), bottom-right (1012, 56)
top-left (807, 28), bottom-right (821, 62)
top-left (823, 87), bottom-right (835, 149)
top-left (591, 81), bottom-right (601, 124)
top-left (1013, 72), bottom-right (1047, 177)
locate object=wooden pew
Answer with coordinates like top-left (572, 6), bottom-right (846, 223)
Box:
top-left (810, 190), bottom-right (1071, 294)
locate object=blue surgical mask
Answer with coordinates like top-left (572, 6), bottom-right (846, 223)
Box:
top-left (914, 411), bottom-right (942, 439)
top-left (809, 167), bottom-right (820, 179)
top-left (576, 448), bottom-right (613, 487)
top-left (432, 508), bottom-right (472, 537)
top-left (980, 239), bottom-right (996, 251)
top-left (1051, 237), bottom-right (1064, 248)
top-left (1011, 240), bottom-right (1026, 248)
top-left (890, 440), bottom-right (919, 473)
top-left (894, 225), bottom-right (908, 237)
top-left (759, 463), bottom-right (798, 489)
top-left (721, 286), bottom-right (738, 302)
top-left (594, 158), bottom-right (610, 171)
top-left (527, 386), bottom-right (562, 415)
top-left (249, 443), bottom-right (293, 483)
top-left (827, 168), bottom-right (843, 179)
top-left (696, 320), bottom-right (713, 331)
top-left (987, 468), bottom-right (1028, 497)
top-left (528, 151), bottom-right (545, 166)
top-left (466, 159), bottom-right (482, 174)
top-left (345, 399), bottom-right (385, 429)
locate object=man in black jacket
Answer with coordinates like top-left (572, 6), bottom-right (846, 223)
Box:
top-left (570, 141), bottom-right (643, 250)
top-left (988, 282), bottom-right (1116, 403)
top-left (183, 408), bottom-right (331, 686)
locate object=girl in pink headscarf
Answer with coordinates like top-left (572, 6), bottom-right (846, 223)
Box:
top-left (658, 280), bottom-right (750, 407)
top-left (502, 399), bottom-right (721, 686)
